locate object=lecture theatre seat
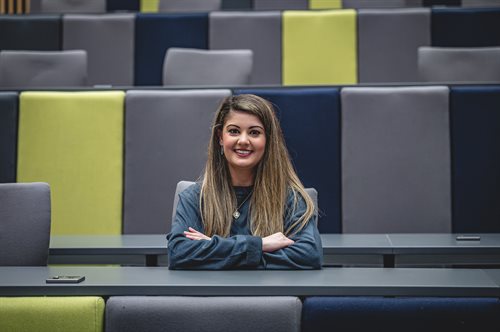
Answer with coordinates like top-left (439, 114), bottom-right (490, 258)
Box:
top-left (209, 11), bottom-right (282, 85)
top-left (0, 297), bottom-right (105, 332)
top-left (418, 47), bottom-right (500, 83)
top-left (0, 15), bottom-right (61, 51)
top-left (0, 182), bottom-right (50, 266)
top-left (282, 9), bottom-right (357, 85)
top-left (357, 8), bottom-right (430, 83)
top-left (123, 89), bottom-right (231, 234)
top-left (254, 0), bottom-right (308, 10)
top-left (0, 92), bottom-right (18, 183)
top-left (236, 88), bottom-right (341, 233)
top-left (38, 0), bottom-right (106, 13)
top-left (451, 86), bottom-right (500, 233)
top-left (158, 0), bottom-right (221, 12)
top-left (106, 296), bottom-right (301, 332)
top-left (63, 14), bottom-right (135, 86)
top-left (343, 0), bottom-right (422, 7)
top-left (0, 50), bottom-right (88, 88)
top-left (17, 91), bottom-right (124, 235)
top-left (341, 86), bottom-right (451, 233)
top-left (302, 296), bottom-right (500, 332)
top-left (134, 13), bottom-right (208, 86)
top-left (162, 48), bottom-right (253, 86)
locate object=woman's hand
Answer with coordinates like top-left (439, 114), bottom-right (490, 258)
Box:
top-left (262, 232), bottom-right (294, 252)
top-left (184, 227), bottom-right (211, 241)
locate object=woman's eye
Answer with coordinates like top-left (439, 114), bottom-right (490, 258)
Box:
top-left (228, 128), bottom-right (239, 135)
top-left (250, 130), bottom-right (261, 136)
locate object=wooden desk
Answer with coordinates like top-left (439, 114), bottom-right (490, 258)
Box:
top-left (1, 266), bottom-right (499, 297)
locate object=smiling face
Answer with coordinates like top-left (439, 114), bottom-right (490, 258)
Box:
top-left (219, 110), bottom-right (266, 186)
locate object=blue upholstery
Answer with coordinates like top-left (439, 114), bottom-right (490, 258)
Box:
top-left (0, 15), bottom-right (61, 51)
top-left (235, 88), bottom-right (341, 233)
top-left (451, 86), bottom-right (500, 233)
top-left (0, 93), bottom-right (17, 183)
top-left (431, 8), bottom-right (500, 47)
top-left (107, 0), bottom-right (139, 11)
top-left (134, 13), bottom-right (208, 86)
top-left (302, 296), bottom-right (500, 332)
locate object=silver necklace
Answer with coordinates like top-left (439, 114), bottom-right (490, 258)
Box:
top-left (233, 190), bottom-right (253, 219)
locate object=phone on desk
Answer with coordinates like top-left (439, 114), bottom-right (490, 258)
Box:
top-left (46, 276), bottom-right (85, 284)
top-left (455, 235), bottom-right (481, 241)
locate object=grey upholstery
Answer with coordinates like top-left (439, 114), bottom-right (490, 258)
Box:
top-left (123, 89), bottom-right (231, 234)
top-left (254, 0), bottom-right (307, 10)
top-left (172, 181), bottom-right (319, 227)
top-left (0, 50), bottom-right (87, 88)
top-left (63, 14), bottom-right (135, 86)
top-left (158, 0), bottom-right (221, 12)
top-left (341, 87), bottom-right (451, 233)
top-left (106, 296), bottom-right (302, 332)
top-left (418, 47), bottom-right (500, 83)
top-left (209, 11), bottom-right (282, 85)
top-left (462, 0), bottom-right (500, 7)
top-left (40, 0), bottom-right (106, 13)
top-left (0, 183), bottom-right (51, 266)
top-left (358, 8), bottom-right (430, 83)
top-left (343, 0), bottom-right (422, 8)
top-left (163, 48), bottom-right (253, 86)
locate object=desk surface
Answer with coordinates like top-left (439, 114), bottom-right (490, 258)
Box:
top-left (1, 266), bottom-right (499, 297)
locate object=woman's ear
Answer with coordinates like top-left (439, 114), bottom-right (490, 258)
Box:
top-left (217, 129), bottom-right (223, 145)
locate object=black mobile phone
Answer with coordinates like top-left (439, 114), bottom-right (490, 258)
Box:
top-left (46, 275), bottom-right (85, 284)
top-left (456, 235), bottom-right (481, 241)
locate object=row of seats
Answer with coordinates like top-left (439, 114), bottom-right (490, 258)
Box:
top-left (2, 296), bottom-right (499, 332)
top-left (19, 0), bottom-right (500, 14)
top-left (1, 85), bottom-right (500, 235)
top-left (0, 8), bottom-right (499, 86)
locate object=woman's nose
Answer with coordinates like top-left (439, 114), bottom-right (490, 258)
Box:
top-left (238, 133), bottom-right (249, 144)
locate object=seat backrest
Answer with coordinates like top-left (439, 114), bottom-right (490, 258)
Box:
top-left (341, 86), bottom-right (451, 233)
top-left (162, 48), bottom-right (253, 86)
top-left (0, 50), bottom-right (88, 88)
top-left (0, 182), bottom-right (51, 266)
top-left (106, 296), bottom-right (301, 332)
top-left (342, 0), bottom-right (422, 8)
top-left (158, 0), bottom-right (221, 12)
top-left (172, 181), bottom-right (319, 227)
top-left (40, 0), bottom-right (106, 13)
top-left (418, 46), bottom-right (500, 83)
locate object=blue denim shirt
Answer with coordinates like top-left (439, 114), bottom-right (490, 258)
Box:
top-left (167, 183), bottom-right (323, 270)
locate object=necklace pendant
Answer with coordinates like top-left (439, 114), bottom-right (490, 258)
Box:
top-left (233, 210), bottom-right (240, 219)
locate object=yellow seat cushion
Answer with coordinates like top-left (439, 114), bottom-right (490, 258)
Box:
top-left (309, 0), bottom-right (342, 9)
top-left (283, 9), bottom-right (357, 85)
top-left (0, 297), bottom-right (104, 332)
top-left (141, 0), bottom-right (159, 12)
top-left (17, 91), bottom-right (124, 235)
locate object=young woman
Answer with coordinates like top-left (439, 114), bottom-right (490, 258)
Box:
top-left (167, 94), bottom-right (322, 269)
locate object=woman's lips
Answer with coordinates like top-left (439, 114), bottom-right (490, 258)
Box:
top-left (234, 149), bottom-right (252, 157)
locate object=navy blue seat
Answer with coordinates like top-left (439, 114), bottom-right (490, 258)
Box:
top-left (235, 88), bottom-right (341, 233)
top-left (451, 86), bottom-right (500, 233)
top-left (0, 93), bottom-right (18, 183)
top-left (0, 15), bottom-right (61, 51)
top-left (431, 8), bottom-right (500, 47)
top-left (134, 14), bottom-right (208, 86)
top-left (302, 296), bottom-right (500, 332)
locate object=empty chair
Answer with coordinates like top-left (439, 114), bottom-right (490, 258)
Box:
top-left (0, 92), bottom-right (18, 183)
top-left (106, 296), bottom-right (301, 332)
top-left (418, 47), bottom-right (500, 83)
top-left (158, 0), bottom-right (221, 12)
top-left (162, 48), bottom-right (253, 86)
top-left (39, 0), bottom-right (106, 13)
top-left (172, 180), bottom-right (319, 229)
top-left (342, 0), bottom-right (422, 8)
top-left (0, 183), bottom-right (50, 266)
top-left (0, 50), bottom-right (87, 88)
top-left (254, 0), bottom-right (308, 10)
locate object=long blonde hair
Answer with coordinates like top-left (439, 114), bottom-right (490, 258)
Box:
top-left (200, 94), bottom-right (315, 237)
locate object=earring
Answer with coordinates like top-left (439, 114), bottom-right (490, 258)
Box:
top-left (220, 145), bottom-right (224, 155)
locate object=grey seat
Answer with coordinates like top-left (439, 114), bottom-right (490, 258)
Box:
top-left (158, 0), bottom-right (221, 12)
top-left (418, 47), bottom-right (500, 83)
top-left (209, 11), bottom-right (282, 85)
top-left (172, 180), bottom-right (319, 228)
top-left (162, 48), bottom-right (253, 86)
top-left (63, 14), bottom-right (135, 86)
top-left (341, 86), bottom-right (451, 233)
top-left (39, 0), bottom-right (106, 13)
top-left (106, 296), bottom-right (301, 332)
top-left (0, 50), bottom-right (87, 88)
top-left (342, 0), bottom-right (422, 8)
top-left (358, 8), bottom-right (430, 83)
top-left (123, 89), bottom-right (231, 234)
top-left (0, 182), bottom-right (51, 266)
top-left (254, 0), bottom-right (308, 10)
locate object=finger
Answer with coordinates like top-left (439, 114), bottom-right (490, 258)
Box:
top-left (188, 227), bottom-right (202, 234)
